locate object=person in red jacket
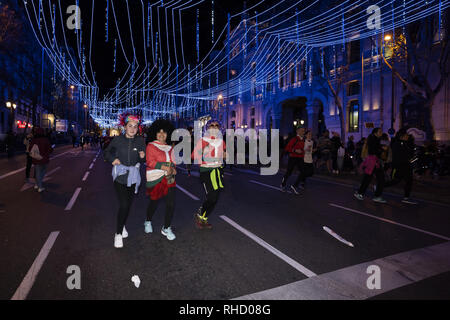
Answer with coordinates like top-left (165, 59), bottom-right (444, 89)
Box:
top-left (281, 126), bottom-right (305, 194)
top-left (145, 119), bottom-right (177, 241)
top-left (192, 119), bottom-right (226, 229)
top-left (30, 128), bottom-right (53, 193)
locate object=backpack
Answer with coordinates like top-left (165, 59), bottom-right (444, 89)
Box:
top-left (30, 144), bottom-right (43, 160)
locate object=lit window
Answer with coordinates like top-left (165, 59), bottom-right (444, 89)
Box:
top-left (348, 100), bottom-right (359, 133)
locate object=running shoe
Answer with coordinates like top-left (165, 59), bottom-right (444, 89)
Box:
top-left (354, 192), bottom-right (364, 201)
top-left (161, 227), bottom-right (176, 241)
top-left (34, 185), bottom-right (39, 190)
top-left (144, 221), bottom-right (153, 233)
top-left (122, 226), bottom-right (128, 238)
top-left (195, 213), bottom-right (205, 229)
top-left (201, 218), bottom-right (213, 230)
top-left (38, 188), bottom-right (45, 193)
top-left (373, 197), bottom-right (387, 203)
top-left (114, 234), bottom-right (123, 248)
top-left (402, 198), bottom-right (418, 205)
top-left (290, 185), bottom-right (301, 195)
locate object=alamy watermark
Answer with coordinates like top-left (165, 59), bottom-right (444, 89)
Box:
top-left (170, 121), bottom-right (280, 176)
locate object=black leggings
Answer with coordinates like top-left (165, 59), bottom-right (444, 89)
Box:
top-left (25, 153), bottom-right (33, 179)
top-left (114, 181), bottom-right (136, 234)
top-left (358, 166), bottom-right (385, 197)
top-left (282, 157), bottom-right (304, 187)
top-left (201, 189), bottom-right (220, 218)
top-left (200, 168), bottom-right (224, 218)
top-left (146, 187), bottom-right (175, 229)
top-left (384, 164), bottom-right (413, 198)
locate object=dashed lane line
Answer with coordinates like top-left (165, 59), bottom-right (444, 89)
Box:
top-left (11, 231), bottom-right (60, 300)
top-left (65, 188), bottom-right (82, 211)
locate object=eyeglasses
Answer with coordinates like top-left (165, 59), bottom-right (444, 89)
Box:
top-left (209, 123), bottom-right (220, 128)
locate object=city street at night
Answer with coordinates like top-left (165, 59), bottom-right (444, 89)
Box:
top-left (1, 0), bottom-right (450, 308)
top-left (1, 144), bottom-right (450, 301)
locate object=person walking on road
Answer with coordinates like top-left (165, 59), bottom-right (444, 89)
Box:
top-left (192, 119), bottom-right (226, 229)
top-left (145, 119), bottom-right (177, 241)
top-left (317, 130), bottom-right (332, 174)
top-left (301, 130), bottom-right (316, 188)
top-left (24, 130), bottom-right (34, 183)
top-left (281, 126), bottom-right (306, 194)
top-left (384, 129), bottom-right (418, 205)
top-left (354, 128), bottom-right (387, 203)
top-left (29, 128), bottom-right (53, 193)
top-left (104, 114), bottom-right (146, 249)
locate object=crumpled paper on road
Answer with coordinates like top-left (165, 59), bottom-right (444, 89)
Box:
top-left (131, 275), bottom-right (141, 288)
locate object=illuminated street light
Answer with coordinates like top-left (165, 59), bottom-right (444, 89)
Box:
top-left (12, 104), bottom-right (17, 109)
top-left (6, 101), bottom-right (12, 108)
top-left (300, 120), bottom-right (305, 125)
top-left (293, 120), bottom-right (298, 126)
top-left (384, 34), bottom-right (392, 42)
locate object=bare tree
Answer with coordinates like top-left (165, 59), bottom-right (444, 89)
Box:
top-left (380, 12), bottom-right (450, 140)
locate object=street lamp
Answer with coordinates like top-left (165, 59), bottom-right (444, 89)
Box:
top-left (83, 104), bottom-right (88, 131)
top-left (383, 33), bottom-right (395, 134)
top-left (6, 102), bottom-right (11, 108)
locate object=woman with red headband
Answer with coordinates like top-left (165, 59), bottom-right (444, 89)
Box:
top-left (104, 113), bottom-right (146, 249)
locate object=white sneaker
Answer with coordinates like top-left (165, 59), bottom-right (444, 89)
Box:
top-left (373, 197), bottom-right (387, 204)
top-left (114, 234), bottom-right (123, 248)
top-left (34, 185), bottom-right (39, 190)
top-left (38, 188), bottom-right (45, 193)
top-left (161, 227), bottom-right (176, 241)
top-left (122, 227), bottom-right (128, 238)
top-left (144, 221), bottom-right (153, 234)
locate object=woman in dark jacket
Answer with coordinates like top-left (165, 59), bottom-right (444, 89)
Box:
top-left (104, 114), bottom-right (146, 249)
top-left (30, 128), bottom-right (53, 192)
top-left (354, 128), bottom-right (387, 203)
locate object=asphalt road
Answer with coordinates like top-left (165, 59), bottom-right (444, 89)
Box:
top-left (1, 144), bottom-right (450, 300)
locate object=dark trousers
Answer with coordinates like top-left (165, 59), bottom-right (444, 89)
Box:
top-left (25, 153), bottom-right (33, 179)
top-left (384, 164), bottom-right (413, 198)
top-left (358, 166), bottom-right (385, 197)
top-left (282, 157), bottom-right (304, 187)
top-left (200, 168), bottom-right (224, 218)
top-left (114, 181), bottom-right (136, 234)
top-left (201, 189), bottom-right (220, 218)
top-left (146, 187), bottom-right (175, 229)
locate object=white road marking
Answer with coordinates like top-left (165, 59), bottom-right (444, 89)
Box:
top-left (234, 241), bottom-right (450, 300)
top-left (250, 180), bottom-right (292, 194)
top-left (65, 188), bottom-right (82, 211)
top-left (176, 185), bottom-right (200, 201)
top-left (0, 167), bottom-right (26, 181)
top-left (11, 231), bottom-right (60, 300)
top-left (224, 172), bottom-right (233, 176)
top-left (309, 176), bottom-right (450, 208)
top-left (82, 171), bottom-right (90, 182)
top-left (235, 168), bottom-right (260, 175)
top-left (220, 215), bottom-right (317, 278)
top-left (20, 167), bottom-right (61, 192)
top-left (330, 203), bottom-right (450, 241)
top-left (323, 226), bottom-right (354, 247)
top-left (89, 163), bottom-right (94, 170)
top-left (0, 150), bottom-right (70, 181)
top-left (49, 150), bottom-right (72, 160)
